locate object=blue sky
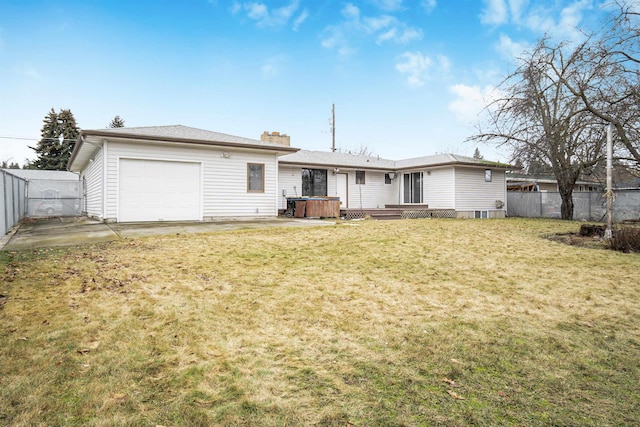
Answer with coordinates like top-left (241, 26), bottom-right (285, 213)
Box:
top-left (0, 0), bottom-right (608, 166)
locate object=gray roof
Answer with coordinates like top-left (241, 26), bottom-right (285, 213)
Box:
top-left (69, 125), bottom-right (298, 172)
top-left (279, 150), bottom-right (395, 170)
top-left (280, 150), bottom-right (513, 170)
top-left (81, 125), bottom-right (296, 150)
top-left (2, 169), bottom-right (79, 181)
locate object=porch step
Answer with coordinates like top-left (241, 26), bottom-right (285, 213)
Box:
top-left (342, 208), bottom-right (404, 220)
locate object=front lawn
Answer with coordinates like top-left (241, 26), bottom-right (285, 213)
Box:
top-left (1, 218), bottom-right (638, 426)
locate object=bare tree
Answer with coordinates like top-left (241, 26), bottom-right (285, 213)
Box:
top-left (561, 0), bottom-right (640, 165)
top-left (471, 40), bottom-right (606, 220)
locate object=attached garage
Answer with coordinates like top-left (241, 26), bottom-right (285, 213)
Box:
top-left (118, 159), bottom-right (201, 222)
top-left (67, 125), bottom-right (298, 222)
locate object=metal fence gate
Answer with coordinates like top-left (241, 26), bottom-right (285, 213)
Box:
top-left (1, 170), bottom-right (27, 235)
top-left (1, 172), bottom-right (82, 236)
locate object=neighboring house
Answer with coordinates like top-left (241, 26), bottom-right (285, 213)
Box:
top-left (506, 173), bottom-right (603, 192)
top-left (2, 169), bottom-right (80, 216)
top-left (67, 126), bottom-right (298, 222)
top-left (279, 151), bottom-right (512, 218)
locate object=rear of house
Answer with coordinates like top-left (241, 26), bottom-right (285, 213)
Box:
top-left (279, 152), bottom-right (512, 218)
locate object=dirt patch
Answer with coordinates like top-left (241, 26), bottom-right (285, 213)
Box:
top-left (548, 232), bottom-right (607, 249)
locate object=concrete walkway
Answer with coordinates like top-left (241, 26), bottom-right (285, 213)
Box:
top-left (1, 216), bottom-right (335, 251)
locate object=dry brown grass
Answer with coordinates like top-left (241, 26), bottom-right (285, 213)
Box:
top-left (1, 218), bottom-right (639, 426)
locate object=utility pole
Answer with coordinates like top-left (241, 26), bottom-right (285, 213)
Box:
top-left (605, 122), bottom-right (613, 240)
top-left (331, 103), bottom-right (336, 152)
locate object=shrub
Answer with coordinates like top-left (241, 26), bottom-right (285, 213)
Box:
top-left (605, 226), bottom-right (640, 253)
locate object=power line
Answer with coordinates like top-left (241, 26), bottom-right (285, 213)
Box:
top-left (0, 136), bottom-right (78, 142)
top-left (0, 136), bottom-right (38, 141)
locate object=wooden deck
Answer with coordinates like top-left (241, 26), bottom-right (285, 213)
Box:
top-left (341, 206), bottom-right (456, 220)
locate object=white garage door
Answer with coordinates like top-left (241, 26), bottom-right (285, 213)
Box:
top-left (119, 159), bottom-right (201, 222)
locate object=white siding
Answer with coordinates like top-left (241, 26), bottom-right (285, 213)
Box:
top-left (82, 147), bottom-right (104, 219)
top-left (454, 167), bottom-right (506, 211)
top-left (347, 170), bottom-right (395, 209)
top-left (278, 167), bottom-right (397, 209)
top-left (422, 167), bottom-right (455, 209)
top-left (104, 141), bottom-right (279, 221)
top-left (278, 166), bottom-right (303, 210)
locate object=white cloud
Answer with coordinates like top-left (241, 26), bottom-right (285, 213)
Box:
top-left (370, 0), bottom-right (404, 12)
top-left (395, 52), bottom-right (433, 87)
top-left (292, 9), bottom-right (308, 31)
top-left (508, 0), bottom-right (528, 24)
top-left (421, 0), bottom-right (437, 14)
top-left (395, 52), bottom-right (451, 87)
top-left (520, 0), bottom-right (592, 43)
top-left (480, 0), bottom-right (508, 25)
top-left (322, 4), bottom-right (421, 52)
top-left (246, 3), bottom-right (268, 22)
top-left (362, 15), bottom-right (395, 33)
top-left (448, 84), bottom-right (499, 124)
top-left (261, 55), bottom-right (286, 78)
top-left (481, 0), bottom-right (592, 43)
top-left (230, 1), bottom-right (242, 14)
top-left (321, 26), bottom-right (356, 56)
top-left (238, 0), bottom-right (300, 28)
top-left (495, 33), bottom-right (529, 61)
top-left (342, 3), bottom-right (361, 21)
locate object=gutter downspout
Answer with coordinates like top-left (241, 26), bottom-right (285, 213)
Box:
top-left (102, 139), bottom-right (108, 221)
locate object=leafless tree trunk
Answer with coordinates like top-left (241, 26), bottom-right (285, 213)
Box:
top-left (471, 41), bottom-right (606, 220)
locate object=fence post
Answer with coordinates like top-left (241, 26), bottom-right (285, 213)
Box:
top-left (539, 192), bottom-right (543, 217)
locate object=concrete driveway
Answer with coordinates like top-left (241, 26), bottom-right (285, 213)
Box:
top-left (1, 216), bottom-right (335, 251)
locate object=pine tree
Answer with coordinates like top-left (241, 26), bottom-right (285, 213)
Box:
top-left (29, 108), bottom-right (80, 170)
top-left (108, 115), bottom-right (125, 128)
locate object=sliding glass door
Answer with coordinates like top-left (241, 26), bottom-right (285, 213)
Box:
top-left (403, 172), bottom-right (423, 204)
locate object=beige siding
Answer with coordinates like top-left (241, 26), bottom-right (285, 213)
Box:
top-left (104, 141), bottom-right (279, 221)
top-left (82, 147), bottom-right (104, 218)
top-left (454, 167), bottom-right (506, 211)
top-left (422, 168), bottom-right (455, 209)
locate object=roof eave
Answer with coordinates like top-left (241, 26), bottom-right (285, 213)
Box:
top-left (278, 160), bottom-right (394, 171)
top-left (67, 129), bottom-right (300, 172)
top-left (397, 161), bottom-right (514, 171)
top-left (79, 129), bottom-right (299, 153)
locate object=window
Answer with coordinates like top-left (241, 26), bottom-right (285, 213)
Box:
top-left (356, 171), bottom-right (366, 184)
top-left (485, 169), bottom-right (492, 182)
top-left (403, 172), bottom-right (423, 203)
top-left (385, 173), bottom-right (392, 184)
top-left (474, 210), bottom-right (489, 219)
top-left (247, 163), bottom-right (264, 192)
top-left (302, 168), bottom-right (327, 196)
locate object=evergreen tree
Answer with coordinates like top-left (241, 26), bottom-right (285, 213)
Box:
top-left (108, 115), bottom-right (125, 128)
top-left (30, 108), bottom-right (80, 170)
top-left (1, 160), bottom-right (20, 169)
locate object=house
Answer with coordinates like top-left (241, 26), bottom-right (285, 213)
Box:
top-left (66, 125), bottom-right (512, 222)
top-left (2, 169), bottom-right (81, 216)
top-left (67, 126), bottom-right (298, 222)
top-left (279, 150), bottom-right (512, 219)
top-left (506, 173), bottom-right (603, 192)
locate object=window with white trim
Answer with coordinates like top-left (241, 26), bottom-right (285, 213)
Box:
top-left (247, 163), bottom-right (265, 192)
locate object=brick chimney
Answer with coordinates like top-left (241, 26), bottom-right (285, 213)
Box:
top-left (261, 131), bottom-right (290, 146)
